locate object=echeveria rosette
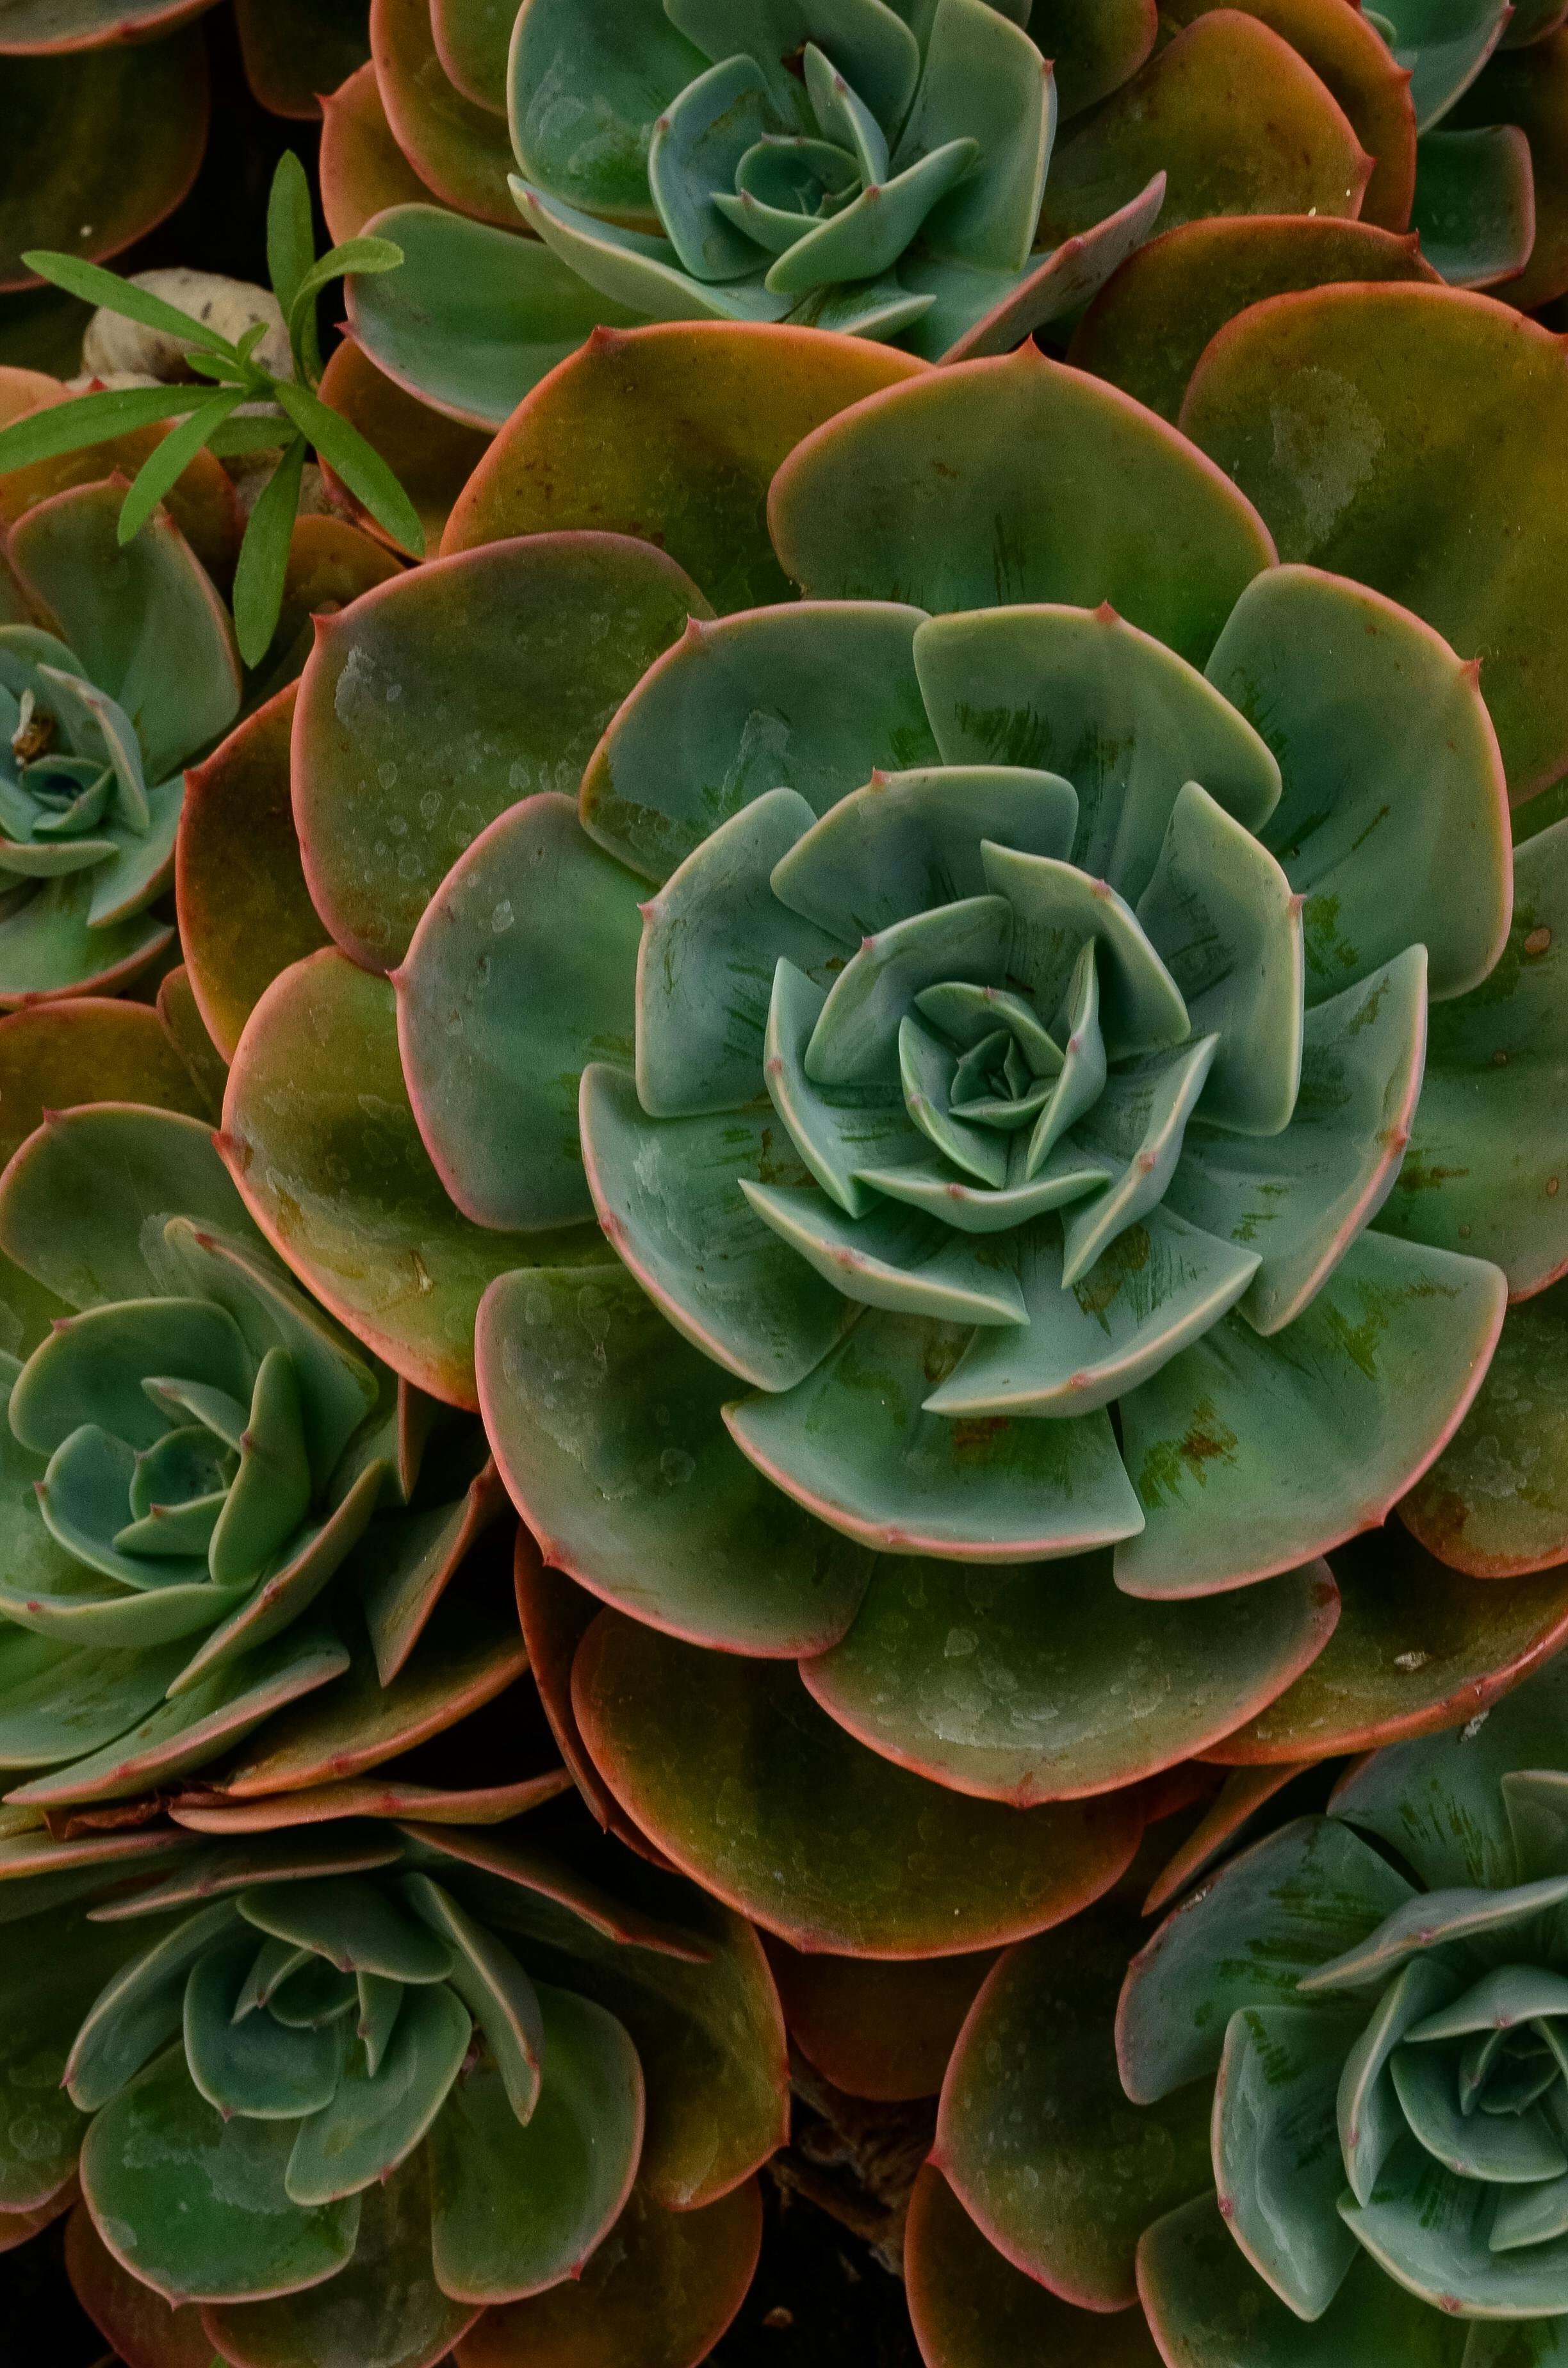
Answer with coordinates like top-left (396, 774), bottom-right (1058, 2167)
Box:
top-left (0, 474), bottom-right (240, 1005)
top-left (0, 1090), bottom-right (523, 1818)
top-left (917, 1654), bottom-right (1568, 2367)
top-left (364, 343), bottom-right (1543, 1816)
top-left (0, 1814), bottom-right (780, 2360)
top-left (507, 0), bottom-right (1161, 359)
top-left (343, 0), bottom-right (1179, 427)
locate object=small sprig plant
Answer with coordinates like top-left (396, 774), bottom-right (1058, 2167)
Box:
top-left (0, 154), bottom-right (423, 664)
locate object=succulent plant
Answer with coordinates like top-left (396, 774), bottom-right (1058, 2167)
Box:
top-left (914, 1652), bottom-right (1568, 2366)
top-left (0, 474), bottom-right (239, 1003)
top-left (202, 292), bottom-right (1568, 1929)
top-left (0, 1810), bottom-right (780, 2362)
top-left (0, 1000), bottom-right (553, 1821)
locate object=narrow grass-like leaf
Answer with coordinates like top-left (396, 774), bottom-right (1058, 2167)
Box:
top-left (206, 413), bottom-right (292, 457)
top-left (233, 436), bottom-right (307, 668)
top-left (20, 252), bottom-right (241, 358)
top-left (274, 382), bottom-right (425, 556)
top-left (267, 150), bottom-right (316, 324)
top-left (0, 388), bottom-right (202, 474)
top-left (183, 352), bottom-right (251, 386)
top-left (118, 393), bottom-right (243, 546)
top-left (287, 240), bottom-right (403, 391)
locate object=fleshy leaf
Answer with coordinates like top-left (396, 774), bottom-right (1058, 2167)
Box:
top-left (221, 951), bottom-right (612, 1408)
top-left (769, 346), bottom-right (1275, 669)
top-left (457, 2180), bottom-right (761, 2368)
top-left (1400, 1282), bottom-right (1568, 1577)
top-left (346, 204), bottom-right (644, 431)
top-left (0, 1102), bottom-right (260, 1313)
top-left (578, 600), bottom-right (938, 884)
top-left (578, 1064), bottom-right (856, 1392)
top-left (1205, 564), bottom-right (1510, 1001)
top-left (1166, 946), bottom-right (1429, 1336)
top-left (398, 793), bottom-right (643, 1231)
top-left (1377, 820), bottom-right (1568, 1296)
top-left (1204, 1521), bottom-right (1568, 1770)
top-left (1213, 2001), bottom-right (1360, 2317)
top-left (727, 1302), bottom-right (1145, 1562)
top-left (286, 1981), bottom-right (471, 2205)
top-left (1116, 1815), bottom-right (1412, 2103)
top-left (936, 1903), bottom-right (1210, 2308)
top-left (477, 1264), bottom-right (874, 1657)
top-left (913, 602), bottom-right (1279, 909)
top-left (201, 2150), bottom-right (479, 2368)
top-left (1412, 123), bottom-right (1535, 287)
top-left (8, 480), bottom-right (239, 779)
top-left (295, 530), bottom-right (704, 973)
top-left (1067, 215), bottom-right (1440, 425)
top-left (573, 1607), bottom-right (1141, 1956)
top-left (440, 318), bottom-right (926, 612)
top-left (907, 2163), bottom-right (1166, 2368)
top-left (636, 787), bottom-right (843, 1117)
top-left (1038, 12), bottom-right (1372, 245)
top-left (1136, 780), bottom-right (1302, 1133)
top-left (1180, 283), bottom-right (1568, 798)
top-left (427, 1980), bottom-right (643, 2302)
top-left (1138, 2190), bottom-right (1470, 2368)
top-left (1342, 2134), bottom-right (1568, 2315)
top-left (177, 682), bottom-right (332, 1063)
top-left (801, 1542), bottom-right (1335, 1802)
top-left (80, 2043), bottom-right (360, 2304)
top-left (1115, 1233), bottom-right (1507, 1597)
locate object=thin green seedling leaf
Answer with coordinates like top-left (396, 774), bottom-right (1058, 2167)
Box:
top-left (0, 385), bottom-right (205, 474)
top-left (117, 391), bottom-right (243, 544)
top-left (236, 321), bottom-right (268, 363)
top-left (20, 252), bottom-right (242, 359)
top-left (286, 240), bottom-right (402, 390)
top-left (232, 434), bottom-right (306, 668)
top-left (274, 381), bottom-right (425, 557)
top-left (184, 351), bottom-right (254, 386)
top-left (266, 150), bottom-right (316, 320)
top-left (205, 413), bottom-right (293, 457)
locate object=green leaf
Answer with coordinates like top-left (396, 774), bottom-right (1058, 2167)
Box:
top-left (202, 2149), bottom-right (479, 2368)
top-left (0, 385), bottom-right (204, 476)
top-left (117, 392), bottom-right (243, 548)
top-left (1117, 1817), bottom-right (1412, 2104)
top-left (288, 236), bottom-right (404, 379)
top-left (65, 1900), bottom-right (240, 2113)
top-left (265, 149), bottom-right (316, 323)
top-left (80, 2043), bottom-right (361, 2304)
top-left (274, 381), bottom-right (425, 558)
top-left (232, 437), bottom-right (307, 671)
top-left (427, 1980), bottom-right (642, 2302)
top-left (184, 1932), bottom-right (344, 2121)
top-left (286, 1982), bottom-right (471, 2206)
top-left (206, 413), bottom-right (292, 458)
top-left (937, 1902), bottom-right (1210, 2309)
top-left (477, 1264), bottom-right (874, 1657)
top-left (316, 235), bottom-right (406, 280)
top-left (19, 251), bottom-right (242, 358)
top-left (1139, 2191), bottom-right (1470, 2368)
top-left (1213, 2003), bottom-right (1362, 2317)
